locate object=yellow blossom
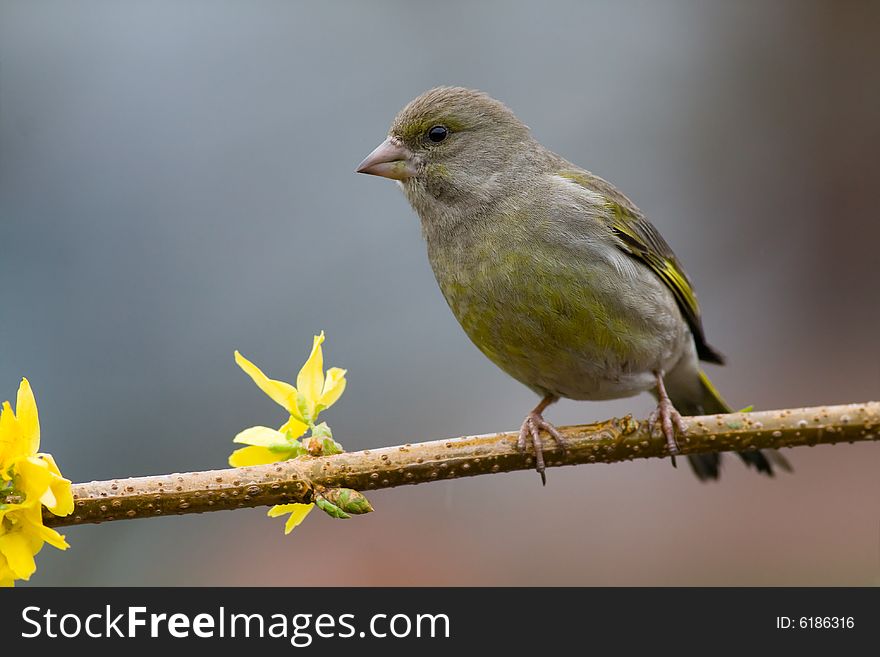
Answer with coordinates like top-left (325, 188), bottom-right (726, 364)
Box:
top-left (234, 331), bottom-right (346, 428)
top-left (0, 378), bottom-right (73, 586)
top-left (230, 333), bottom-right (347, 533)
top-left (230, 332), bottom-right (346, 466)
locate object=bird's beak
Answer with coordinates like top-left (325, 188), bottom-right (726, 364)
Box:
top-left (356, 137), bottom-right (416, 181)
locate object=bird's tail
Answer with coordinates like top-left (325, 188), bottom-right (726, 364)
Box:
top-left (670, 371), bottom-right (791, 481)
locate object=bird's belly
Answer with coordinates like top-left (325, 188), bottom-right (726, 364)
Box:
top-left (432, 246), bottom-right (690, 401)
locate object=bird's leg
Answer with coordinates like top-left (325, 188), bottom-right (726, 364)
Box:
top-left (518, 395), bottom-right (567, 485)
top-left (648, 371), bottom-right (687, 466)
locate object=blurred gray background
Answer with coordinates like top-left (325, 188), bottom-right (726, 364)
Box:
top-left (2, 0), bottom-right (878, 586)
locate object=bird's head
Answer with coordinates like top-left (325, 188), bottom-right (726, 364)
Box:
top-left (357, 87), bottom-right (536, 224)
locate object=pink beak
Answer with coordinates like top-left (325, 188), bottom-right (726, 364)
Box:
top-left (356, 137), bottom-right (416, 181)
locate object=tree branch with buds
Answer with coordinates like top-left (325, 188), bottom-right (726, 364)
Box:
top-left (43, 401), bottom-right (879, 528)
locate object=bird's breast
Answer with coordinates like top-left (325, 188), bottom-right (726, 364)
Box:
top-left (425, 221), bottom-right (690, 400)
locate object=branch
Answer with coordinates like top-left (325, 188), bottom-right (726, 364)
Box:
top-left (43, 401), bottom-right (879, 528)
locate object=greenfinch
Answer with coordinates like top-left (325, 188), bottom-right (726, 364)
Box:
top-left (358, 87), bottom-right (788, 483)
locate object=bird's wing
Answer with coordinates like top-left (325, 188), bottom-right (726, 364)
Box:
top-left (558, 169), bottom-right (725, 365)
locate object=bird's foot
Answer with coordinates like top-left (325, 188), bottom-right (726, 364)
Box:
top-left (650, 371), bottom-right (687, 467)
top-left (518, 403), bottom-right (567, 486)
top-left (648, 398), bottom-right (687, 466)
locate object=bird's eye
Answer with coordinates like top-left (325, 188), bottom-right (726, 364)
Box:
top-left (427, 125), bottom-right (449, 143)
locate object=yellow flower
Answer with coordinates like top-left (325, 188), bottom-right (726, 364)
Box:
top-left (229, 331), bottom-right (345, 534)
top-left (230, 331), bottom-right (346, 469)
top-left (0, 378), bottom-right (73, 587)
top-left (234, 331), bottom-right (346, 428)
top-left (230, 333), bottom-right (347, 533)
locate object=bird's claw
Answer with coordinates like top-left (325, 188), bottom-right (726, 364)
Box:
top-left (648, 398), bottom-right (687, 464)
top-left (518, 412), bottom-right (567, 485)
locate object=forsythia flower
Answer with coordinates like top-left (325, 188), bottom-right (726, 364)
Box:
top-left (0, 379), bottom-right (73, 586)
top-left (229, 332), bottom-right (347, 532)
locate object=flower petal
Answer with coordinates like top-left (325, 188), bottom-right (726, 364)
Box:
top-left (14, 456), bottom-right (52, 504)
top-left (266, 503), bottom-right (313, 535)
top-left (15, 378), bottom-right (40, 455)
top-left (296, 333), bottom-right (325, 417)
top-left (0, 401), bottom-right (17, 470)
top-left (234, 351), bottom-right (302, 420)
top-left (232, 426), bottom-right (289, 449)
top-left (228, 445), bottom-right (283, 467)
top-left (35, 454), bottom-right (74, 517)
top-left (39, 452), bottom-right (63, 476)
top-left (0, 532), bottom-right (37, 580)
top-left (0, 561), bottom-right (15, 587)
top-left (16, 506), bottom-right (69, 550)
top-left (29, 524), bottom-right (69, 551)
top-left (279, 416), bottom-right (308, 439)
top-left (283, 504), bottom-right (313, 534)
top-left (318, 367), bottom-right (347, 411)
top-left (47, 480), bottom-right (74, 517)
top-left (266, 503), bottom-right (298, 518)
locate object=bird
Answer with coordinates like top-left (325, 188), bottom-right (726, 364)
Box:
top-left (356, 86), bottom-right (789, 484)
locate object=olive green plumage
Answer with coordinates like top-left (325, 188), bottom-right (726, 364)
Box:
top-left (361, 86), bottom-right (787, 480)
